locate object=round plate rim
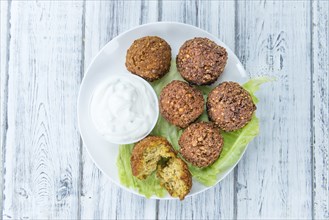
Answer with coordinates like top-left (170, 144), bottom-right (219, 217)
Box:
top-left (77, 21), bottom-right (249, 200)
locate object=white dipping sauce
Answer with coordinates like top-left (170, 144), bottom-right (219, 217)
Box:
top-left (90, 74), bottom-right (158, 144)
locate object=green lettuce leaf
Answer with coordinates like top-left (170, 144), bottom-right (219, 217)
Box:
top-left (242, 76), bottom-right (275, 104)
top-left (117, 62), bottom-right (272, 196)
top-left (188, 77), bottom-right (274, 185)
top-left (188, 115), bottom-right (259, 185)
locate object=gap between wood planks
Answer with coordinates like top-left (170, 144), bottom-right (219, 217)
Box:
top-left (310, 0), bottom-right (315, 219)
top-left (77, 1), bottom-right (86, 219)
top-left (1, 0), bottom-right (12, 217)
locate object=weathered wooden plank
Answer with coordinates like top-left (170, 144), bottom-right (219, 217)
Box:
top-left (157, 1), bottom-right (235, 219)
top-left (1, 0), bottom-right (11, 215)
top-left (2, 1), bottom-right (84, 219)
top-left (80, 1), bottom-right (158, 219)
top-left (312, 0), bottom-right (329, 219)
top-left (0, 0), bottom-right (10, 147)
top-left (235, 1), bottom-right (312, 219)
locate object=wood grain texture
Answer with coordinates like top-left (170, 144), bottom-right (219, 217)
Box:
top-left (80, 1), bottom-right (158, 219)
top-left (157, 1), bottom-right (235, 219)
top-left (2, 1), bottom-right (84, 219)
top-left (235, 1), bottom-right (312, 219)
top-left (1, 0), bottom-right (11, 215)
top-left (1, 0), bottom-right (328, 219)
top-left (312, 0), bottom-right (329, 219)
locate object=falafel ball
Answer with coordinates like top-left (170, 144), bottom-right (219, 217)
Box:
top-left (131, 136), bottom-right (176, 179)
top-left (159, 80), bottom-right (204, 128)
top-left (176, 37), bottom-right (228, 85)
top-left (157, 157), bottom-right (192, 200)
top-left (125, 36), bottom-right (171, 81)
top-left (207, 82), bottom-right (256, 131)
top-left (179, 122), bottom-right (223, 168)
top-left (130, 135), bottom-right (192, 200)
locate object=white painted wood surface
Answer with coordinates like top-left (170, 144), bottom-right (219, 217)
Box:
top-left (1, 0), bottom-right (10, 214)
top-left (1, 0), bottom-right (328, 219)
top-left (235, 1), bottom-right (313, 219)
top-left (1, 1), bottom-right (84, 219)
top-left (312, 1), bottom-right (329, 219)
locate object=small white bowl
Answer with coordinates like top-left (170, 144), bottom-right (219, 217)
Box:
top-left (89, 73), bottom-right (159, 145)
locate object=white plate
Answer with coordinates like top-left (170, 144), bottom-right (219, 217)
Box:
top-left (78, 22), bottom-right (249, 200)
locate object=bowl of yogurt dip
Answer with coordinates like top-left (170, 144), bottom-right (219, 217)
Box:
top-left (89, 74), bottom-right (159, 144)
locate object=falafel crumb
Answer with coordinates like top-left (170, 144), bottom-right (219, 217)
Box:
top-left (131, 136), bottom-right (176, 179)
top-left (157, 157), bottom-right (192, 200)
top-left (130, 136), bottom-right (192, 200)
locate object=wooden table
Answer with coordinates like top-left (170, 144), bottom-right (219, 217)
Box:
top-left (1, 1), bottom-right (328, 219)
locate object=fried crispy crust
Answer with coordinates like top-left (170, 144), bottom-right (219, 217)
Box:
top-left (130, 136), bottom-right (192, 200)
top-left (207, 81), bottom-right (256, 131)
top-left (176, 37), bottom-right (227, 85)
top-left (126, 36), bottom-right (171, 81)
top-left (159, 80), bottom-right (204, 128)
top-left (179, 122), bottom-right (223, 168)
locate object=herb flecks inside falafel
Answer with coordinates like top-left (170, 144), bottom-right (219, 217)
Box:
top-left (130, 136), bottom-right (192, 200)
